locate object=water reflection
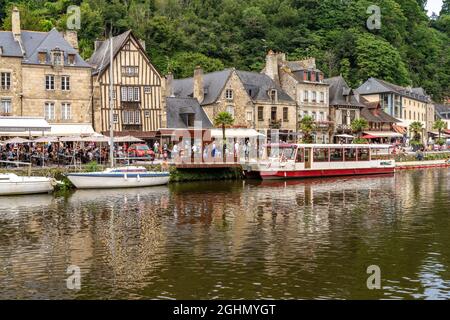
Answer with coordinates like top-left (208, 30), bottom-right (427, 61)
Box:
top-left (0, 168), bottom-right (449, 299)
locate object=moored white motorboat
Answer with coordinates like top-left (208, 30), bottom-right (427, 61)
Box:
top-left (0, 173), bottom-right (54, 196)
top-left (66, 166), bottom-right (170, 189)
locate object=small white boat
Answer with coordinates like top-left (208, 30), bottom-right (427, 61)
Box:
top-left (66, 166), bottom-right (170, 189)
top-left (0, 173), bottom-right (54, 196)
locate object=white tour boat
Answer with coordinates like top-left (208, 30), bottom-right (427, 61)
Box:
top-left (244, 143), bottom-right (395, 180)
top-left (0, 173), bottom-right (54, 196)
top-left (66, 166), bottom-right (170, 189)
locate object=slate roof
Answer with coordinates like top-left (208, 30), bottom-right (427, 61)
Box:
top-left (360, 97), bottom-right (399, 123)
top-left (172, 69), bottom-right (294, 105)
top-left (323, 76), bottom-right (365, 108)
top-left (166, 97), bottom-right (213, 129)
top-left (435, 104), bottom-right (450, 120)
top-left (0, 29), bottom-right (90, 67)
top-left (88, 30), bottom-right (132, 75)
top-left (356, 78), bottom-right (431, 103)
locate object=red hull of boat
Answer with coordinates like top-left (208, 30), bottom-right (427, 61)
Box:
top-left (257, 167), bottom-right (395, 180)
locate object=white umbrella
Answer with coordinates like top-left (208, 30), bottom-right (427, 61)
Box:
top-left (114, 135), bottom-right (143, 143)
top-left (81, 135), bottom-right (109, 142)
top-left (3, 137), bottom-right (31, 144)
top-left (335, 134), bottom-right (354, 139)
top-left (34, 136), bottom-right (59, 143)
top-left (59, 136), bottom-right (84, 142)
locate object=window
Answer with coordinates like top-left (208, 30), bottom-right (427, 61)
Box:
top-left (319, 112), bottom-right (325, 121)
top-left (320, 92), bottom-right (325, 102)
top-left (330, 148), bottom-right (343, 162)
top-left (61, 76), bottom-right (70, 91)
top-left (246, 111), bottom-right (253, 121)
top-left (61, 103), bottom-right (71, 120)
top-left (1, 72), bottom-right (11, 90)
top-left (226, 105), bottom-right (234, 118)
top-left (283, 107), bottom-right (288, 122)
top-left (44, 102), bottom-right (55, 120)
top-left (121, 86), bottom-right (140, 102)
top-left (303, 90), bottom-right (309, 102)
top-left (113, 114), bottom-right (119, 124)
top-left (46, 75), bottom-right (55, 90)
top-left (311, 111), bottom-right (317, 120)
top-left (68, 54), bottom-right (75, 65)
top-left (271, 107), bottom-right (277, 121)
top-left (258, 106), bottom-right (264, 121)
top-left (1, 98), bottom-right (12, 114)
top-left (122, 110), bottom-right (141, 125)
top-left (122, 66), bottom-right (139, 77)
top-left (409, 110), bottom-right (411, 119)
top-left (144, 110), bottom-right (150, 118)
top-left (225, 89), bottom-right (233, 100)
top-left (296, 148), bottom-right (304, 163)
top-left (358, 148), bottom-right (370, 161)
top-left (269, 89), bottom-right (277, 102)
top-left (111, 88), bottom-right (116, 100)
top-left (52, 50), bottom-right (63, 66)
top-left (313, 148), bottom-right (329, 162)
top-left (312, 91), bottom-right (317, 102)
top-left (144, 86), bottom-right (151, 94)
top-left (344, 148), bottom-right (357, 161)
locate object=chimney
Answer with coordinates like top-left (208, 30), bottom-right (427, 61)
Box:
top-left (63, 30), bottom-right (79, 52)
top-left (265, 50), bottom-right (280, 84)
top-left (94, 40), bottom-right (103, 51)
top-left (166, 72), bottom-right (174, 97)
top-left (193, 66), bottom-right (204, 103)
top-left (12, 7), bottom-right (21, 40)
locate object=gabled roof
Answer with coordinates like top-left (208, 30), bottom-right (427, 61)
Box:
top-left (88, 30), bottom-right (132, 75)
top-left (435, 104), bottom-right (450, 120)
top-left (323, 76), bottom-right (365, 108)
top-left (166, 97), bottom-right (213, 129)
top-left (235, 70), bottom-right (293, 103)
top-left (360, 97), bottom-right (399, 123)
top-left (0, 31), bottom-right (22, 57)
top-left (356, 78), bottom-right (431, 103)
top-left (172, 69), bottom-right (294, 105)
top-left (173, 69), bottom-right (233, 105)
top-left (0, 29), bottom-right (90, 67)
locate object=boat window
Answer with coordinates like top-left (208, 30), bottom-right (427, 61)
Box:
top-left (313, 148), bottom-right (329, 162)
top-left (358, 148), bottom-right (370, 161)
top-left (268, 147), bottom-right (279, 158)
top-left (344, 148), bottom-right (357, 161)
top-left (330, 148), bottom-right (343, 162)
top-left (281, 147), bottom-right (296, 160)
top-left (304, 148), bottom-right (311, 164)
top-left (296, 148), bottom-right (304, 163)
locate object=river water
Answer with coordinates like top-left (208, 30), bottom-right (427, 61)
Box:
top-left (0, 168), bottom-right (449, 300)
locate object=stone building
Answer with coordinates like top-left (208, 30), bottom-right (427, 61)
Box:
top-left (323, 76), bottom-right (365, 141)
top-left (89, 30), bottom-right (164, 139)
top-left (262, 51), bottom-right (331, 143)
top-left (171, 67), bottom-right (297, 139)
top-left (0, 7), bottom-right (92, 133)
top-left (357, 78), bottom-right (435, 142)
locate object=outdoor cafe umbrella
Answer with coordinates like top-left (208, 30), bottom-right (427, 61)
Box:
top-left (34, 136), bottom-right (59, 143)
top-left (3, 137), bottom-right (31, 144)
top-left (114, 135), bottom-right (143, 143)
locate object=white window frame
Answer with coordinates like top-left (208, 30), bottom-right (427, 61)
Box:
top-left (113, 113), bottom-right (119, 124)
top-left (225, 89), bottom-right (233, 100)
top-left (144, 86), bottom-right (151, 94)
top-left (1, 98), bottom-right (12, 114)
top-left (61, 75), bottom-right (70, 91)
top-left (303, 90), bottom-right (309, 102)
top-left (226, 105), bottom-right (235, 118)
top-left (44, 102), bottom-right (55, 120)
top-left (46, 75), bottom-right (55, 90)
top-left (246, 111), bottom-right (253, 122)
top-left (61, 103), bottom-right (71, 120)
top-left (1, 72), bottom-right (11, 90)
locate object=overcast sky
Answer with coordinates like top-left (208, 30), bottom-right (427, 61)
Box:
top-left (426, 0), bottom-right (443, 15)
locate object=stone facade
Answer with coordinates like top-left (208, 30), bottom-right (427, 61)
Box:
top-left (0, 56), bottom-right (22, 116)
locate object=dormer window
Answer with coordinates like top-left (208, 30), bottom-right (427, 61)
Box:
top-left (51, 49), bottom-right (64, 66)
top-left (0, 46), bottom-right (3, 55)
top-left (68, 54), bottom-right (75, 65)
top-left (38, 51), bottom-right (47, 64)
top-left (225, 89), bottom-right (233, 100)
top-left (268, 89), bottom-right (277, 102)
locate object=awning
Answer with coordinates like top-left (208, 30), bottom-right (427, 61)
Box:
top-left (0, 117), bottom-right (50, 133)
top-left (335, 134), bottom-right (354, 138)
top-left (49, 124), bottom-right (95, 136)
top-left (210, 129), bottom-right (265, 139)
top-left (393, 124), bottom-right (407, 135)
top-left (362, 134), bottom-right (379, 139)
top-left (363, 131), bottom-right (403, 138)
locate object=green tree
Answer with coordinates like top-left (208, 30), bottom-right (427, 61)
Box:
top-left (409, 121), bottom-right (424, 146)
top-left (299, 115), bottom-right (315, 144)
top-left (433, 119), bottom-right (447, 144)
top-left (351, 118), bottom-right (369, 138)
top-left (214, 112), bottom-right (234, 162)
top-left (169, 52), bottom-right (224, 78)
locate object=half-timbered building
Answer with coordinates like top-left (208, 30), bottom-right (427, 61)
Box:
top-left (89, 30), bottom-right (163, 139)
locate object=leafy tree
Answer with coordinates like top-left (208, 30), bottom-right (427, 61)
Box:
top-left (214, 112), bottom-right (234, 162)
top-left (351, 118), bottom-right (369, 138)
top-left (169, 52), bottom-right (225, 78)
top-left (299, 115), bottom-right (315, 144)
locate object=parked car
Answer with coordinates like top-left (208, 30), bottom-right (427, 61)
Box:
top-left (127, 144), bottom-right (154, 159)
